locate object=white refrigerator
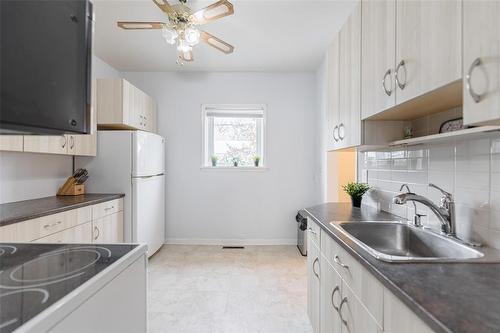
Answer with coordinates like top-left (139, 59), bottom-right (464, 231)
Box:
top-left (76, 130), bottom-right (165, 257)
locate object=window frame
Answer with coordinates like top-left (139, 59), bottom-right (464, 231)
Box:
top-left (201, 104), bottom-right (267, 169)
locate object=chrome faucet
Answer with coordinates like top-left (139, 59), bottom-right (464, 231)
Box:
top-left (393, 183), bottom-right (456, 237)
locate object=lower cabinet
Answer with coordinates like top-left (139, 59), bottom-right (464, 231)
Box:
top-left (92, 211), bottom-right (124, 243)
top-left (384, 289), bottom-right (435, 333)
top-left (307, 234), bottom-right (321, 333)
top-left (307, 220), bottom-right (435, 333)
top-left (320, 255), bottom-right (342, 333)
top-left (1, 199), bottom-right (124, 244)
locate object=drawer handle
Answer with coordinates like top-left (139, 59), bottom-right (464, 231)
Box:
top-left (94, 226), bottom-right (100, 240)
top-left (43, 221), bottom-right (62, 229)
top-left (306, 228), bottom-right (317, 235)
top-left (339, 297), bottom-right (348, 326)
top-left (331, 285), bottom-right (340, 311)
top-left (334, 255), bottom-right (349, 270)
top-left (312, 257), bottom-right (320, 279)
top-left (104, 206), bottom-right (115, 211)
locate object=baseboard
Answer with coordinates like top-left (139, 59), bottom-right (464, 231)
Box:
top-left (164, 238), bottom-right (297, 246)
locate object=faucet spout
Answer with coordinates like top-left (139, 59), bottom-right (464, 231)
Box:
top-left (393, 186), bottom-right (456, 236)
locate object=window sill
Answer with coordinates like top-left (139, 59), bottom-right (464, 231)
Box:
top-left (200, 166), bottom-right (269, 172)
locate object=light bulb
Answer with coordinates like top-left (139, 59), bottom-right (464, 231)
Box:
top-left (184, 27), bottom-right (200, 46)
top-left (176, 40), bottom-right (192, 53)
top-left (162, 27), bottom-right (178, 45)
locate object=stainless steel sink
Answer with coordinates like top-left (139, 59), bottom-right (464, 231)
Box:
top-left (332, 221), bottom-right (485, 262)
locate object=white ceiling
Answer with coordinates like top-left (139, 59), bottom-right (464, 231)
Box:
top-left (93, 0), bottom-right (357, 72)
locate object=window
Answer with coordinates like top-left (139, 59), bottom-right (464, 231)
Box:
top-left (202, 104), bottom-right (266, 168)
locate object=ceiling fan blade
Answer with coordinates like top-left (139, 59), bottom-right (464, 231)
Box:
top-left (200, 30), bottom-right (234, 54)
top-left (190, 0), bottom-right (234, 25)
top-left (117, 21), bottom-right (165, 29)
top-left (152, 0), bottom-right (174, 16)
top-left (179, 50), bottom-right (194, 62)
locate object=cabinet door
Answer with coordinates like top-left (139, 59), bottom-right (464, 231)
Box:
top-left (463, 0), bottom-right (500, 125)
top-left (92, 211), bottom-right (124, 243)
top-left (395, 0), bottom-right (461, 104)
top-left (23, 135), bottom-right (68, 154)
top-left (339, 283), bottom-right (382, 333)
top-left (384, 289), bottom-right (435, 333)
top-left (320, 255), bottom-right (342, 333)
top-left (307, 237), bottom-right (321, 333)
top-left (0, 135), bottom-right (23, 152)
top-left (361, 0), bottom-right (396, 119)
top-left (338, 3), bottom-right (361, 149)
top-left (326, 37), bottom-right (341, 151)
top-left (67, 80), bottom-right (98, 156)
top-left (32, 222), bottom-right (93, 244)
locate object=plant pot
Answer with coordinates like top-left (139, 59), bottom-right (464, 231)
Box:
top-left (351, 196), bottom-right (362, 208)
top-left (233, 162), bottom-right (238, 167)
top-left (254, 160), bottom-right (259, 167)
top-left (211, 160), bottom-right (217, 167)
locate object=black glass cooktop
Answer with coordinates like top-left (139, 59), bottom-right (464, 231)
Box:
top-left (0, 243), bottom-right (137, 333)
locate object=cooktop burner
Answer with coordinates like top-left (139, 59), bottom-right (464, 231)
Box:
top-left (0, 243), bottom-right (137, 333)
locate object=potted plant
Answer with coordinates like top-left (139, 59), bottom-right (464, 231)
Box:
top-left (253, 155), bottom-right (261, 167)
top-left (342, 182), bottom-right (370, 208)
top-left (232, 157), bottom-right (240, 167)
top-left (210, 155), bottom-right (218, 167)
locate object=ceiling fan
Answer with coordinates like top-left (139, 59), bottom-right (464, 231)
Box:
top-left (117, 0), bottom-right (235, 64)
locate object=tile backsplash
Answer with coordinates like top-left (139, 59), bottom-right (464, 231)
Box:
top-left (359, 133), bottom-right (500, 249)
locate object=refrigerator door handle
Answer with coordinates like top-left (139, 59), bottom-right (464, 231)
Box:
top-left (132, 174), bottom-right (164, 179)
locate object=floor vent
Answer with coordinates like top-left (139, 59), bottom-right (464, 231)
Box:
top-left (222, 246), bottom-right (245, 249)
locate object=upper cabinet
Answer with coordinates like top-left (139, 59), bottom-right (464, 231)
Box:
top-left (326, 37), bottom-right (341, 151)
top-left (97, 78), bottom-right (157, 133)
top-left (463, 0), bottom-right (500, 126)
top-left (395, 0), bottom-right (462, 105)
top-left (361, 0), bottom-right (396, 119)
top-left (327, 4), bottom-right (362, 151)
top-left (338, 3), bottom-right (361, 149)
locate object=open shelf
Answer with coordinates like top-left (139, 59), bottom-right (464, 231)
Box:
top-left (388, 126), bottom-right (500, 147)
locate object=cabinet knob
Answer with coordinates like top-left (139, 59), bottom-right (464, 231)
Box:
top-left (333, 254), bottom-right (349, 270)
top-left (466, 57), bottom-right (483, 103)
top-left (333, 126), bottom-right (339, 142)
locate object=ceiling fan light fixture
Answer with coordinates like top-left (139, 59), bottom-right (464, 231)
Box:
top-left (176, 39), bottom-right (192, 53)
top-left (162, 27), bottom-right (178, 44)
top-left (184, 27), bottom-right (200, 46)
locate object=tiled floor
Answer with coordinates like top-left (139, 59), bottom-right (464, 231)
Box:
top-left (147, 245), bottom-right (312, 333)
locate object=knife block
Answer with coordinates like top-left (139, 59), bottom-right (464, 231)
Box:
top-left (57, 177), bottom-right (85, 196)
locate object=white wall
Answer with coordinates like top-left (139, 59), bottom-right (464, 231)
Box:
top-left (123, 72), bottom-right (322, 244)
top-left (0, 56), bottom-right (119, 204)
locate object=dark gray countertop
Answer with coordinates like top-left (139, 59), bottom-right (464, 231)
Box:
top-left (0, 194), bottom-right (125, 227)
top-left (304, 202), bottom-right (500, 333)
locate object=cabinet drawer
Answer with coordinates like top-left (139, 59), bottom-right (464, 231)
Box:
top-left (321, 229), bottom-right (383, 326)
top-left (307, 218), bottom-right (321, 247)
top-left (92, 199), bottom-right (123, 220)
top-left (32, 222), bottom-right (93, 244)
top-left (0, 206), bottom-right (92, 242)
